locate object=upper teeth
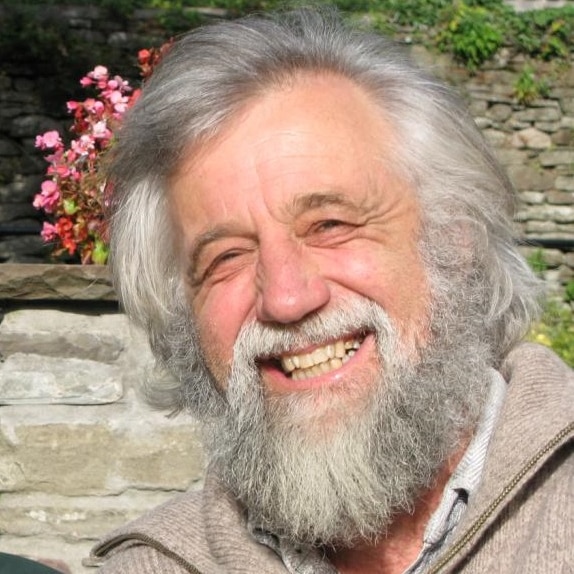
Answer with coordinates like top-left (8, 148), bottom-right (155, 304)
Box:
top-left (280, 338), bottom-right (362, 379)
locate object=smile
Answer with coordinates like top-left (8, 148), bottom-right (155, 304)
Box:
top-left (280, 337), bottom-right (364, 381)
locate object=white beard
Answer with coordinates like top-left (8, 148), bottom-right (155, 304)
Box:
top-left (201, 297), bottom-right (490, 547)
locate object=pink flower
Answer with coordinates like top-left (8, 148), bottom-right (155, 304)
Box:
top-left (40, 222), bottom-right (58, 242)
top-left (33, 180), bottom-right (60, 213)
top-left (108, 90), bottom-right (130, 114)
top-left (89, 66), bottom-right (108, 81)
top-left (47, 163), bottom-right (70, 178)
top-left (79, 76), bottom-right (93, 87)
top-left (35, 131), bottom-right (62, 150)
top-left (84, 98), bottom-right (105, 115)
top-left (71, 134), bottom-right (95, 154)
top-left (92, 121), bottom-right (112, 140)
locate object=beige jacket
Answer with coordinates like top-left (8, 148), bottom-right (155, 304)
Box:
top-left (90, 343), bottom-right (574, 573)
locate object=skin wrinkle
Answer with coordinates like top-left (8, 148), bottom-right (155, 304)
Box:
top-left (162, 77), bottom-right (493, 571)
top-left (104, 12), bottom-right (543, 572)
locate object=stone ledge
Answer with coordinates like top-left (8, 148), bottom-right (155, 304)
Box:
top-left (0, 263), bottom-right (115, 301)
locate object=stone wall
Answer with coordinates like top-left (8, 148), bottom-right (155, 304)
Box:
top-left (0, 265), bottom-right (205, 572)
top-left (0, 5), bottom-right (573, 291)
top-left (0, 5), bottom-right (573, 572)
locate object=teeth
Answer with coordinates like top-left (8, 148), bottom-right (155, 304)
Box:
top-left (279, 337), bottom-right (363, 379)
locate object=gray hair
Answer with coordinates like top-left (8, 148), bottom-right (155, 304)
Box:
top-left (107, 7), bottom-right (541, 411)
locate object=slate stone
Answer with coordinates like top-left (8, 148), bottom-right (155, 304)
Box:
top-left (0, 353), bottom-right (123, 405)
top-left (0, 263), bottom-right (115, 300)
top-left (0, 309), bottom-right (128, 362)
top-left (510, 127), bottom-right (552, 150)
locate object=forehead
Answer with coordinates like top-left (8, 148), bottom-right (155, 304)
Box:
top-left (175, 72), bottom-right (399, 182)
top-left (168, 72), bottom-right (412, 250)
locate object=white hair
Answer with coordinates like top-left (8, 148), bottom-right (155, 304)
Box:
top-left (106, 6), bottom-right (542, 411)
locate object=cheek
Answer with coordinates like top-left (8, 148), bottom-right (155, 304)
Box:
top-left (325, 248), bottom-right (430, 334)
top-left (191, 279), bottom-right (255, 373)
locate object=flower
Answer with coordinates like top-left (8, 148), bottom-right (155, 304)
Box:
top-left (35, 131), bottom-right (62, 150)
top-left (34, 41), bottom-right (173, 264)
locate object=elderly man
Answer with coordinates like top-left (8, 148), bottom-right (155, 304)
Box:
top-left (91, 7), bottom-right (573, 574)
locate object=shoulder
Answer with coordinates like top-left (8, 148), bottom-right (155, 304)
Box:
top-left (89, 489), bottom-right (219, 574)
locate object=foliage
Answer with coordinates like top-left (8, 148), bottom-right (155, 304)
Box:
top-left (526, 248), bottom-right (548, 275)
top-left (525, 249), bottom-right (574, 367)
top-left (510, 6), bottom-right (574, 60)
top-left (3, 1), bottom-right (574, 73)
top-left (514, 66), bottom-right (550, 105)
top-left (33, 46), bottom-right (170, 264)
top-left (436, 2), bottom-right (505, 71)
top-left (529, 301), bottom-right (574, 368)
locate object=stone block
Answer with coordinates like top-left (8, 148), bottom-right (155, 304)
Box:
top-left (555, 176), bottom-right (574, 192)
top-left (0, 422), bottom-right (116, 495)
top-left (514, 107), bottom-right (561, 123)
top-left (558, 264), bottom-right (574, 281)
top-left (10, 115), bottom-right (61, 139)
top-left (510, 127), bottom-right (552, 150)
top-left (486, 103), bottom-right (512, 122)
top-left (468, 100), bottom-right (488, 116)
top-left (109, 424), bottom-right (205, 491)
top-left (0, 309), bottom-right (128, 362)
top-left (0, 203), bottom-right (38, 221)
top-left (520, 204), bottom-right (574, 223)
top-left (535, 121), bottom-right (561, 133)
top-left (525, 220), bottom-right (556, 233)
top-left (0, 137), bottom-right (20, 157)
top-left (0, 353), bottom-right (124, 405)
top-left (539, 149), bottom-right (574, 167)
top-left (493, 148), bottom-right (529, 166)
top-left (537, 248), bottom-right (564, 268)
top-left (0, 263), bottom-right (116, 300)
top-left (474, 117), bottom-right (492, 130)
top-left (518, 191), bottom-right (545, 205)
top-left (552, 128), bottom-right (574, 147)
top-left (506, 118), bottom-right (532, 131)
top-left (557, 92), bottom-right (574, 115)
top-left (506, 164), bottom-right (554, 191)
top-left (547, 191), bottom-right (574, 205)
top-left (0, 490), bottom-right (182, 541)
top-left (0, 235), bottom-right (48, 260)
top-left (481, 128), bottom-right (507, 147)
top-left (0, 398), bottom-right (204, 496)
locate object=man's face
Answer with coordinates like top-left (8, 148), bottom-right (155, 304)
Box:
top-left (169, 73), bottom-right (430, 406)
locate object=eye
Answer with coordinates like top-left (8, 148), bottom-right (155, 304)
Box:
top-left (313, 219), bottom-right (347, 233)
top-left (205, 249), bottom-right (243, 275)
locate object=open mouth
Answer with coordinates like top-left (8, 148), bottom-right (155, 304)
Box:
top-left (277, 335), bottom-right (366, 381)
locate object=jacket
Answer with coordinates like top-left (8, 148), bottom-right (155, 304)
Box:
top-left (90, 343), bottom-right (574, 573)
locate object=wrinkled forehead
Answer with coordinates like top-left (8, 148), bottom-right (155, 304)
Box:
top-left (169, 70), bottom-right (405, 183)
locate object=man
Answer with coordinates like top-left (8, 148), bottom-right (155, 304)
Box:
top-left (91, 7), bottom-right (573, 574)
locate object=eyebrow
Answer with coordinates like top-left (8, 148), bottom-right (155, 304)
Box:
top-left (187, 224), bottom-right (244, 279)
top-left (288, 191), bottom-right (357, 217)
top-left (187, 191), bottom-right (359, 279)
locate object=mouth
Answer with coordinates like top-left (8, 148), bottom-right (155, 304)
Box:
top-left (277, 334), bottom-right (366, 381)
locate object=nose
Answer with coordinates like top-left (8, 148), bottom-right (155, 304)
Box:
top-left (255, 239), bottom-right (330, 324)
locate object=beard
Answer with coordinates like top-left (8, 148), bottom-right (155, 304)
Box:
top-left (198, 293), bottom-right (492, 548)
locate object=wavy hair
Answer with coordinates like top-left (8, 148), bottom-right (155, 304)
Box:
top-left (106, 6), bottom-right (542, 411)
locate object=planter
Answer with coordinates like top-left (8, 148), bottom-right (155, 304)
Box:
top-left (0, 263), bottom-right (115, 301)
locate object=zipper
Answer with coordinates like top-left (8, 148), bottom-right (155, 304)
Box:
top-left (91, 531), bottom-right (204, 574)
top-left (427, 421), bottom-right (574, 574)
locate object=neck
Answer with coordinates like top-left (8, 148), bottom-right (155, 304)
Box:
top-left (327, 444), bottom-right (467, 574)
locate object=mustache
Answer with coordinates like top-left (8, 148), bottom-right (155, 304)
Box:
top-left (231, 298), bottom-right (397, 362)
